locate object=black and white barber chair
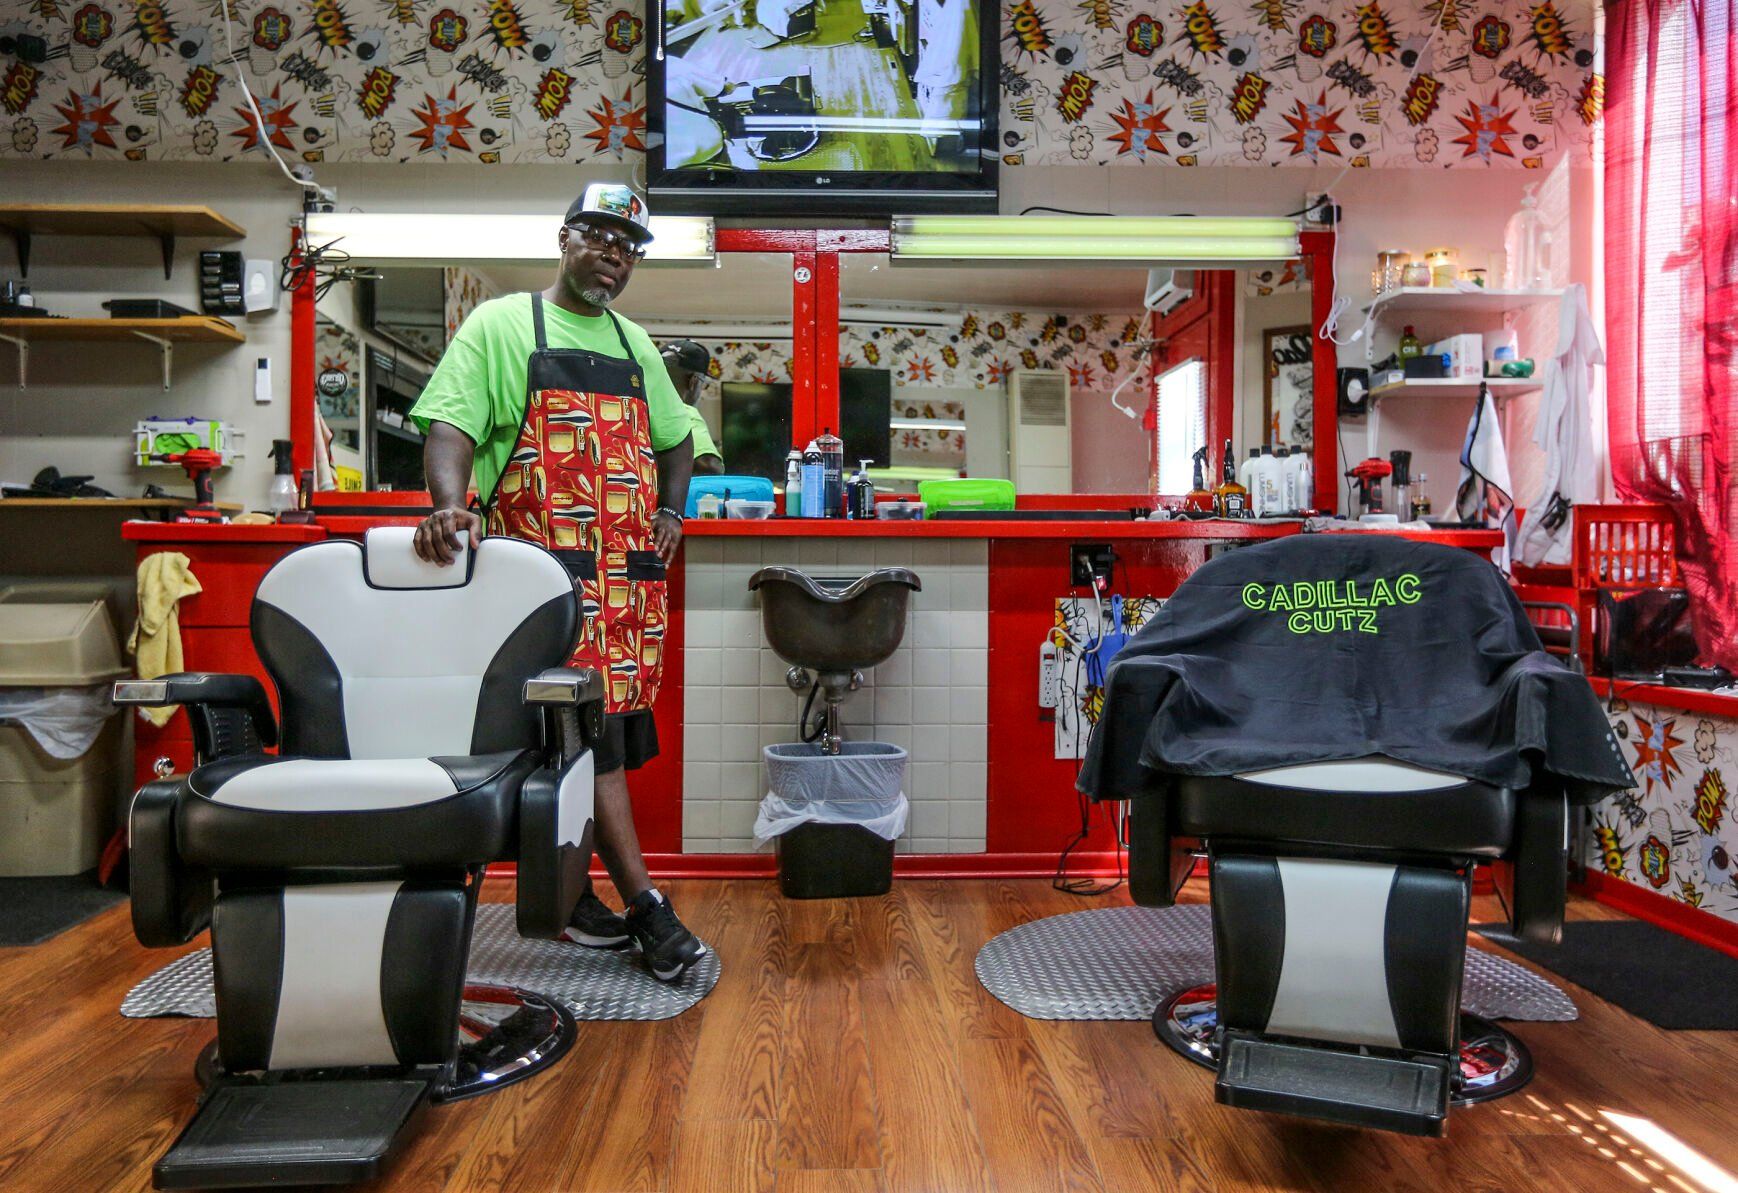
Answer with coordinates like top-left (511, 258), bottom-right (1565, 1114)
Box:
top-left (1130, 758), bottom-right (1566, 1136)
top-left (1082, 534), bottom-right (1628, 1139)
top-left (115, 528), bottom-right (601, 1189)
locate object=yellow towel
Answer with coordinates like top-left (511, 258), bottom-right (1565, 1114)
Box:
top-left (129, 551), bottom-right (203, 728)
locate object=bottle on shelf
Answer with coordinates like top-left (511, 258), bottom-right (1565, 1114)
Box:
top-left (800, 439), bottom-right (825, 519)
top-left (1254, 446), bottom-right (1284, 517)
top-left (815, 427), bottom-right (844, 517)
top-left (1398, 325), bottom-right (1423, 361)
top-left (1214, 438), bottom-right (1250, 518)
top-left (783, 450), bottom-right (803, 517)
top-left (1284, 447), bottom-right (1314, 514)
top-left (1411, 472), bottom-right (1432, 522)
top-left (1183, 446), bottom-right (1215, 513)
top-left (268, 439), bottom-right (298, 516)
top-left (847, 459), bottom-right (876, 520)
top-left (1237, 447), bottom-right (1260, 506)
top-left (1503, 183), bottom-right (1552, 290)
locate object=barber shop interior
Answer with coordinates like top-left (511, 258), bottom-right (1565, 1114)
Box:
top-left (4, 0), bottom-right (1738, 1188)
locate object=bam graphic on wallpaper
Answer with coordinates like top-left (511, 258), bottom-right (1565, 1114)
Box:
top-left (1586, 701), bottom-right (1738, 929)
top-left (1, 0), bottom-right (1596, 167)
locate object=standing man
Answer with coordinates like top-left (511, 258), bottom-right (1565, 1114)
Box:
top-left (409, 183), bottom-right (706, 981)
top-left (661, 339), bottom-right (726, 475)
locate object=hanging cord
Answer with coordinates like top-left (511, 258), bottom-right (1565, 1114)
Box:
top-left (1053, 580), bottom-right (1127, 896)
top-left (219, 1), bottom-right (322, 199)
top-left (799, 679), bottom-right (827, 744)
top-left (1314, 7), bottom-right (1455, 353)
top-left (279, 236), bottom-right (377, 300)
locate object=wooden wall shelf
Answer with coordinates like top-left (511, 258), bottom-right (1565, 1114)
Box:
top-left (0, 203), bottom-right (246, 279)
top-left (0, 316), bottom-right (245, 389)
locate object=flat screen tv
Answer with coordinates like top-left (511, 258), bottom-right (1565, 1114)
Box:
top-left (648, 0), bottom-right (999, 215)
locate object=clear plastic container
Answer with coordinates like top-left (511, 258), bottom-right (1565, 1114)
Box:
top-left (875, 500), bottom-right (926, 520)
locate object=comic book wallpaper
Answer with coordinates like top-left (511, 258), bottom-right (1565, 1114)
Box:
top-left (0, 0), bottom-right (1597, 169)
top-left (1586, 698), bottom-right (1738, 928)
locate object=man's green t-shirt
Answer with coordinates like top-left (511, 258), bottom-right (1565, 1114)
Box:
top-left (410, 293), bottom-right (691, 503)
top-left (687, 404), bottom-right (720, 460)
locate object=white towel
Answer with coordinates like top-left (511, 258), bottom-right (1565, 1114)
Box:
top-left (1518, 284), bottom-right (1604, 566)
top-left (1457, 384), bottom-right (1517, 572)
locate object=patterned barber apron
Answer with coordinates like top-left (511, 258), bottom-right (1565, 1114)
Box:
top-left (485, 293), bottom-right (667, 714)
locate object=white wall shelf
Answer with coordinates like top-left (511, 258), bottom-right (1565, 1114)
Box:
top-left (1370, 377), bottom-right (1542, 403)
top-left (1365, 287), bottom-right (1563, 319)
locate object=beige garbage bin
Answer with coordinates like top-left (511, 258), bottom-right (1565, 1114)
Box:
top-left (0, 598), bottom-right (128, 877)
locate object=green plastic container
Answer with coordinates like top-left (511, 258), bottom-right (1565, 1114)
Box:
top-left (917, 478), bottom-right (1016, 514)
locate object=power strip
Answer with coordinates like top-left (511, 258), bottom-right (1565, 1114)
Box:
top-left (1038, 641), bottom-right (1060, 709)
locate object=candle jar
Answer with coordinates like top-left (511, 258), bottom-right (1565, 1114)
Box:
top-left (1401, 261), bottom-right (1432, 288)
top-left (1425, 247), bottom-right (1459, 286)
top-left (1371, 250), bottom-right (1410, 296)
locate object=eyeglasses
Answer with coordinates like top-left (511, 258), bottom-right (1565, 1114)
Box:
top-left (566, 222), bottom-right (647, 261)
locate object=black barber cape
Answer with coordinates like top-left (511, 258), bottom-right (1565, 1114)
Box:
top-left (1077, 534), bottom-right (1633, 804)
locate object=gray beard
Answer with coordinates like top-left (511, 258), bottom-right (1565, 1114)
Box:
top-left (580, 286), bottom-right (614, 308)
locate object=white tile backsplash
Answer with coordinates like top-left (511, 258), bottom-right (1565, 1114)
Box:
top-left (680, 536), bottom-right (989, 854)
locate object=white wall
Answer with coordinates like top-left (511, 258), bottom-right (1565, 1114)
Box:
top-left (2, 159), bottom-right (1596, 510)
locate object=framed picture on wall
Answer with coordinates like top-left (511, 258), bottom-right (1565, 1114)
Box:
top-left (1262, 325), bottom-right (1314, 451)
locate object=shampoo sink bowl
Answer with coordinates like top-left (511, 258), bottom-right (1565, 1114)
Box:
top-left (749, 566), bottom-right (920, 752)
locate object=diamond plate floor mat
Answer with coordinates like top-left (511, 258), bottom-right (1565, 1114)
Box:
top-left (122, 903), bottom-right (720, 1022)
top-left (975, 905), bottom-right (1577, 1023)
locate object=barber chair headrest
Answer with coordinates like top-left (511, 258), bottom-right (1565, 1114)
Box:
top-left (364, 526), bottom-right (471, 589)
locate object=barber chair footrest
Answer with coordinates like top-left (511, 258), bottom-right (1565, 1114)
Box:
top-left (154, 1076), bottom-right (432, 1189)
top-left (1216, 1030), bottom-right (1451, 1137)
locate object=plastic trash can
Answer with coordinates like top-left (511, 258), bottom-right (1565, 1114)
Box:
top-left (0, 597), bottom-right (128, 876)
top-left (758, 742), bottom-right (907, 899)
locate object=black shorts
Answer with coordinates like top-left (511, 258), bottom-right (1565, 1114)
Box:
top-left (593, 710), bottom-right (659, 774)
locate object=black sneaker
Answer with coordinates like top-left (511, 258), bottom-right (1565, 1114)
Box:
top-left (624, 889), bottom-right (706, 981)
top-left (562, 889), bottom-right (631, 949)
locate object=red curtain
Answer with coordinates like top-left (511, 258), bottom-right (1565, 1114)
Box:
top-left (1606, 0), bottom-right (1738, 670)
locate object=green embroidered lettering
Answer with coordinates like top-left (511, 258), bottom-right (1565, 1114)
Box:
top-left (1396, 573), bottom-right (1422, 604)
top-left (1241, 582), bottom-right (1267, 610)
top-left (1287, 611), bottom-right (1312, 634)
top-left (1268, 584), bottom-right (1292, 611)
top-left (1356, 610), bottom-right (1378, 633)
top-left (1368, 577), bottom-right (1394, 607)
top-left (1312, 610), bottom-right (1336, 633)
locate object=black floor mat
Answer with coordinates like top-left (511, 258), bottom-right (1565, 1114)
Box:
top-left (1475, 920), bottom-right (1738, 1031)
top-left (0, 871), bottom-right (126, 946)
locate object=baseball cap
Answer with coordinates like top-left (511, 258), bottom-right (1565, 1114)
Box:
top-left (564, 182), bottom-right (654, 244)
top-left (661, 339), bottom-right (711, 376)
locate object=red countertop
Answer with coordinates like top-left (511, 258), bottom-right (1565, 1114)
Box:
top-left (686, 517), bottom-right (1505, 548)
top-left (122, 521), bottom-right (327, 543)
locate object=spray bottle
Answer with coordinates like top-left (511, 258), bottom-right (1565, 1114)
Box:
top-left (268, 439), bottom-right (298, 517)
top-left (1183, 445), bottom-right (1214, 513)
top-left (783, 450), bottom-right (803, 517)
top-left (800, 438), bottom-right (825, 519)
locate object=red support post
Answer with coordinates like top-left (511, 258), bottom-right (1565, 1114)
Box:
top-left (288, 229), bottom-right (315, 478)
top-left (1300, 228), bottom-right (1339, 514)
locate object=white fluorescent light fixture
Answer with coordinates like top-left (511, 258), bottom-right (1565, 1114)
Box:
top-left (302, 212), bottom-right (715, 264)
top-left (891, 216), bottom-right (1300, 265)
top-left (842, 303), bottom-right (964, 330)
top-left (640, 321), bottom-right (793, 340)
top-left (890, 418), bottom-right (967, 431)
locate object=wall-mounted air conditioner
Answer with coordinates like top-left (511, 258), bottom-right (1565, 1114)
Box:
top-left (1008, 369), bottom-right (1071, 493)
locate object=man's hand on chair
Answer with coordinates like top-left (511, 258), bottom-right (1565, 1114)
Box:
top-left (414, 508), bottom-right (483, 566)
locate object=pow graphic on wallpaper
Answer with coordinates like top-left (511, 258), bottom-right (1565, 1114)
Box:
top-left (1585, 700), bottom-right (1738, 929)
top-left (0, 0), bottom-right (1596, 168)
top-left (1052, 595), bottom-right (1164, 759)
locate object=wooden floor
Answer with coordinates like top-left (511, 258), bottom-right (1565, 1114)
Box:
top-left (2, 877), bottom-right (1735, 1193)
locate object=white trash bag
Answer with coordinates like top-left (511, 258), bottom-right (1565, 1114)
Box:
top-left (754, 742), bottom-right (909, 845)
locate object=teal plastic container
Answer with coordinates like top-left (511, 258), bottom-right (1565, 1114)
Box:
top-left (685, 475), bottom-right (776, 517)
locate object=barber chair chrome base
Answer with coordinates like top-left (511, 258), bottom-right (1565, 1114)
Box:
top-left (1127, 758), bottom-right (1568, 1137)
top-left (1153, 986), bottom-right (1534, 1108)
top-left (750, 566), bottom-right (920, 753)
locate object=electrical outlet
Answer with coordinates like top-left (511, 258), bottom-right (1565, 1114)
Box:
top-left (1070, 542), bottom-right (1115, 589)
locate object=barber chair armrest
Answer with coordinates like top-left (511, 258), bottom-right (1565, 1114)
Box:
top-left (1491, 786), bottom-right (1568, 945)
top-left (128, 778), bottom-right (214, 947)
top-left (113, 672), bottom-right (279, 758)
top-left (1126, 792), bottom-right (1197, 908)
top-left (515, 748), bottom-right (595, 939)
top-left (523, 667), bottom-right (605, 762)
